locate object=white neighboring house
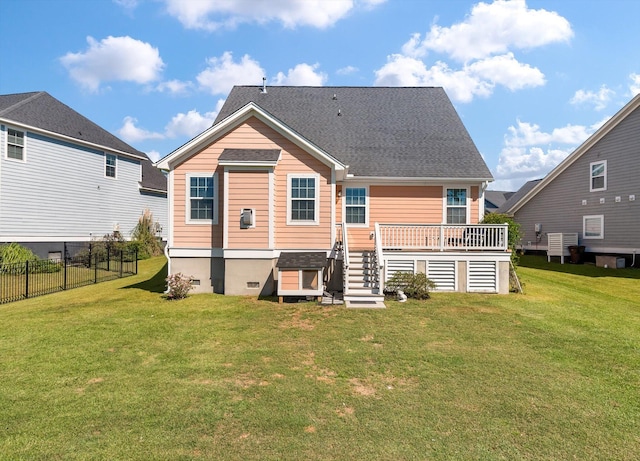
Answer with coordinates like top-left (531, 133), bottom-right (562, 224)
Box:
top-left (498, 94), bottom-right (640, 263)
top-left (0, 91), bottom-right (167, 259)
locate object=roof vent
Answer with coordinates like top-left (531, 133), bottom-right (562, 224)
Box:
top-left (337, 109), bottom-right (341, 116)
top-left (261, 77), bottom-right (267, 94)
top-left (333, 93), bottom-right (337, 100)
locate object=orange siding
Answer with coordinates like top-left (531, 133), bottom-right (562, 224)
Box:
top-left (173, 116), bottom-right (332, 250)
top-left (470, 186), bottom-right (479, 224)
top-left (227, 170), bottom-right (269, 249)
top-left (280, 270), bottom-right (299, 291)
top-left (347, 185), bottom-right (443, 249)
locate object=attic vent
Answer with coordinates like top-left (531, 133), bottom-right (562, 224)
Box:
top-left (261, 77), bottom-right (267, 94)
top-left (337, 109), bottom-right (342, 116)
top-left (332, 93), bottom-right (337, 100)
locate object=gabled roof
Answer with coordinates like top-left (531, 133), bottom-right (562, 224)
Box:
top-left (0, 91), bottom-right (166, 193)
top-left (485, 190), bottom-right (515, 212)
top-left (501, 93), bottom-right (640, 214)
top-left (159, 86), bottom-right (492, 180)
top-left (496, 180), bottom-right (542, 214)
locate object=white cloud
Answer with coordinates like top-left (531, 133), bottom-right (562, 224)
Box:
top-left (60, 36), bottom-right (164, 92)
top-left (146, 150), bottom-right (161, 162)
top-left (113, 0), bottom-right (138, 10)
top-left (118, 116), bottom-right (165, 143)
top-left (162, 0), bottom-right (384, 30)
top-left (374, 0), bottom-right (571, 103)
top-left (164, 103), bottom-right (223, 138)
top-left (155, 79), bottom-right (193, 95)
top-left (196, 52), bottom-right (265, 95)
top-left (570, 85), bottom-right (614, 110)
top-left (629, 73), bottom-right (640, 96)
top-left (493, 117), bottom-right (603, 190)
top-left (406, 0), bottom-right (573, 62)
top-left (272, 63), bottom-right (327, 86)
top-left (336, 65), bottom-right (359, 75)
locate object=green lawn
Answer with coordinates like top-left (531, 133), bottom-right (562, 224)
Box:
top-left (1, 256), bottom-right (638, 460)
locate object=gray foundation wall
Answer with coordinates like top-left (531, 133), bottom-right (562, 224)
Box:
top-left (224, 259), bottom-right (276, 296)
top-left (171, 257), bottom-right (225, 294)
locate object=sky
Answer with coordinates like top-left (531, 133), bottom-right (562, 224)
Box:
top-left (1, 0), bottom-right (639, 191)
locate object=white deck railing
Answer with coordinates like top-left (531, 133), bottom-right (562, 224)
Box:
top-left (378, 224), bottom-right (508, 251)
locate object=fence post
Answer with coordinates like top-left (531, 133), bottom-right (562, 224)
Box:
top-left (107, 244), bottom-right (111, 272)
top-left (63, 242), bottom-right (68, 290)
top-left (120, 250), bottom-right (123, 278)
top-left (25, 260), bottom-right (29, 299)
top-left (94, 252), bottom-right (98, 284)
top-left (135, 249), bottom-right (138, 274)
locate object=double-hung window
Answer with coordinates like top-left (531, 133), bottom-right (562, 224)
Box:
top-left (105, 153), bottom-right (117, 178)
top-left (446, 188), bottom-right (468, 224)
top-left (590, 160), bottom-right (606, 191)
top-left (288, 174), bottom-right (319, 224)
top-left (187, 173), bottom-right (217, 223)
top-left (7, 128), bottom-right (25, 160)
top-left (345, 187), bottom-right (367, 225)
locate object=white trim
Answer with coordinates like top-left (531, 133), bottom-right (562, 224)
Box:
top-left (443, 186), bottom-right (470, 224)
top-left (277, 268), bottom-right (323, 296)
top-left (0, 117), bottom-right (146, 161)
top-left (287, 173), bottom-right (320, 226)
top-left (223, 168), bottom-right (229, 248)
top-left (583, 214), bottom-right (604, 239)
top-left (104, 153), bottom-right (117, 179)
top-left (505, 94), bottom-right (640, 214)
top-left (168, 170), bottom-right (175, 247)
top-left (5, 126), bottom-right (27, 162)
top-left (186, 172), bottom-right (218, 225)
top-left (218, 160), bottom-right (278, 167)
top-left (269, 168), bottom-right (275, 248)
top-left (155, 102), bottom-right (346, 172)
top-left (343, 176), bottom-right (494, 184)
top-left (590, 160), bottom-right (607, 192)
top-left (168, 247), bottom-right (224, 258)
top-left (343, 184), bottom-right (369, 227)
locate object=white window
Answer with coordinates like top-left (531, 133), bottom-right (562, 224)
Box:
top-left (345, 187), bottom-right (367, 225)
top-left (590, 160), bottom-right (606, 192)
top-left (445, 188), bottom-right (468, 224)
top-left (583, 215), bottom-right (604, 239)
top-left (187, 173), bottom-right (218, 224)
top-left (105, 153), bottom-right (117, 178)
top-left (7, 128), bottom-right (25, 161)
top-left (287, 174), bottom-right (319, 225)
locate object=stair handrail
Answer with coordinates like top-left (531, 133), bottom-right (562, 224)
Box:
top-left (342, 222), bottom-right (349, 294)
top-left (374, 222), bottom-right (384, 293)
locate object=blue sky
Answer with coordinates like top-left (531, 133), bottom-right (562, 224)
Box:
top-left (1, 0), bottom-right (639, 191)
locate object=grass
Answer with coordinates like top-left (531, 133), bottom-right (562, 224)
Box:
top-left (0, 255), bottom-right (639, 460)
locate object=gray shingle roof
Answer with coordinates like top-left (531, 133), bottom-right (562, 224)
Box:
top-left (485, 190), bottom-right (514, 212)
top-left (215, 86), bottom-right (492, 179)
top-left (219, 148), bottom-right (280, 163)
top-left (497, 179), bottom-right (542, 214)
top-left (0, 91), bottom-right (166, 192)
top-left (276, 252), bottom-right (327, 269)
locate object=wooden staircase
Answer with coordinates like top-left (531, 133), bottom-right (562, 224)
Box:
top-left (344, 250), bottom-right (385, 307)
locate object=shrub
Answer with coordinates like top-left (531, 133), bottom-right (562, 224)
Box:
top-left (0, 243), bottom-right (61, 274)
top-left (482, 212), bottom-right (522, 265)
top-left (166, 273), bottom-right (194, 300)
top-left (131, 209), bottom-right (163, 260)
top-left (385, 271), bottom-right (436, 300)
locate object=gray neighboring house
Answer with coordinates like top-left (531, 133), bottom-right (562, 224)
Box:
top-left (0, 91), bottom-right (167, 259)
top-left (498, 94), bottom-right (640, 262)
top-left (484, 190), bottom-right (514, 214)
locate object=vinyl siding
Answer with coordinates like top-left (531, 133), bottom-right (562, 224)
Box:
top-left (227, 170), bottom-right (269, 249)
top-left (172, 116), bottom-right (332, 250)
top-left (514, 106), bottom-right (640, 252)
top-left (0, 128), bottom-right (167, 241)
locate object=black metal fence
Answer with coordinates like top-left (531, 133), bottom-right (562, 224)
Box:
top-left (0, 243), bottom-right (138, 304)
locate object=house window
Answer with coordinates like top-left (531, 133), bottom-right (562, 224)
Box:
top-left (288, 174), bottom-right (319, 224)
top-left (446, 188), bottom-right (468, 224)
top-left (187, 173), bottom-right (217, 223)
top-left (583, 215), bottom-right (604, 239)
top-left (7, 128), bottom-right (25, 160)
top-left (345, 187), bottom-right (367, 224)
top-left (590, 160), bottom-right (606, 191)
top-left (105, 153), bottom-right (117, 178)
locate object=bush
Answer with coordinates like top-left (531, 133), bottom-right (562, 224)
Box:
top-left (0, 243), bottom-right (61, 274)
top-left (385, 271), bottom-right (436, 300)
top-left (482, 212), bottom-right (522, 265)
top-left (166, 273), bottom-right (194, 300)
top-left (131, 209), bottom-right (163, 260)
